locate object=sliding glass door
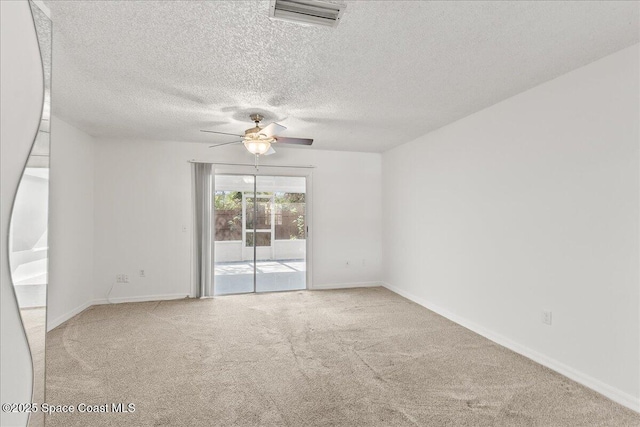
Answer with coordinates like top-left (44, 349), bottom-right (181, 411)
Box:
top-left (255, 176), bottom-right (306, 292)
top-left (213, 174), bottom-right (307, 295)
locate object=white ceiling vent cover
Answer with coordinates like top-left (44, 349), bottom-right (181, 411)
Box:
top-left (269, 0), bottom-right (346, 28)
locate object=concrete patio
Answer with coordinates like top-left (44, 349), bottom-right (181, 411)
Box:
top-left (214, 259), bottom-right (306, 295)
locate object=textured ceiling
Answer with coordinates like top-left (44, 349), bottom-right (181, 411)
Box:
top-left (48, 1), bottom-right (639, 152)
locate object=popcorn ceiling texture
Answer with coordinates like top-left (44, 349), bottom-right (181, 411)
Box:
top-left (48, 1), bottom-right (639, 152)
top-left (30, 2), bottom-right (51, 93)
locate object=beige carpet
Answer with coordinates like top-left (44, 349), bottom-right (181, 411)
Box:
top-left (45, 287), bottom-right (639, 426)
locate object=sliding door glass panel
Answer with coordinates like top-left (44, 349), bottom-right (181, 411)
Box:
top-left (245, 232), bottom-right (271, 247)
top-left (255, 176), bottom-right (306, 293)
top-left (213, 174), bottom-right (307, 295)
top-left (213, 175), bottom-right (254, 295)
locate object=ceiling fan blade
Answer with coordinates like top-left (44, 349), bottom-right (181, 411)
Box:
top-left (201, 129), bottom-right (244, 137)
top-left (260, 122), bottom-right (287, 138)
top-left (209, 140), bottom-right (242, 148)
top-left (263, 146), bottom-right (277, 156)
top-left (273, 136), bottom-right (313, 145)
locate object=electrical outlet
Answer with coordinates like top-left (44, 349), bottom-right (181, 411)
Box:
top-left (123, 274), bottom-right (129, 283)
top-left (139, 269), bottom-right (145, 277)
top-left (116, 274), bottom-right (122, 283)
top-left (542, 310), bottom-right (552, 325)
top-left (182, 225), bottom-right (187, 233)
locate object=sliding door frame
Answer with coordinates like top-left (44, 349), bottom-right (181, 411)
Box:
top-left (211, 166), bottom-right (313, 293)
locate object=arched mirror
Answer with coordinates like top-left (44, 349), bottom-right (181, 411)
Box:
top-left (8, 2), bottom-right (51, 426)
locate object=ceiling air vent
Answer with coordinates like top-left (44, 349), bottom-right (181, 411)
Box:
top-left (269, 0), bottom-right (346, 28)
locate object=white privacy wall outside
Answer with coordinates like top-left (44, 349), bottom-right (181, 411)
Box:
top-left (91, 140), bottom-right (382, 302)
top-left (382, 45), bottom-right (640, 407)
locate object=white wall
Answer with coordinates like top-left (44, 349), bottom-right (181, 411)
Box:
top-left (0, 1), bottom-right (43, 425)
top-left (91, 140), bottom-right (382, 302)
top-left (47, 116), bottom-right (95, 330)
top-left (382, 45), bottom-right (639, 410)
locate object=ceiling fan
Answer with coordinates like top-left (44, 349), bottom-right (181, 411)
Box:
top-left (201, 114), bottom-right (313, 156)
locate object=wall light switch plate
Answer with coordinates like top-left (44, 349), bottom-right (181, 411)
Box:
top-left (542, 310), bottom-right (552, 325)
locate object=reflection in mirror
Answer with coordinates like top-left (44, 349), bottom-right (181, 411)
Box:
top-left (8, 2), bottom-right (51, 426)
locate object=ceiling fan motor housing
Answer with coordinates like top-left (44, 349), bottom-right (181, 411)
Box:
top-left (246, 113), bottom-right (267, 137)
top-left (244, 125), bottom-right (264, 137)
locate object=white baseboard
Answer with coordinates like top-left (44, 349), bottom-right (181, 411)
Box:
top-left (382, 282), bottom-right (640, 413)
top-left (47, 300), bottom-right (92, 332)
top-left (92, 293), bottom-right (190, 305)
top-left (311, 281), bottom-right (381, 290)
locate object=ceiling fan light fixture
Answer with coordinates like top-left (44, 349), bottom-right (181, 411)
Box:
top-left (244, 139), bottom-right (272, 155)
